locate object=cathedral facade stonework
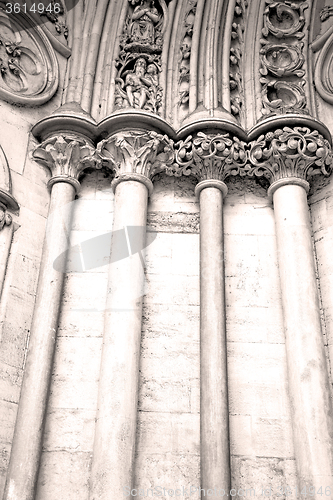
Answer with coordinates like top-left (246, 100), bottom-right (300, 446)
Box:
top-left (0, 0), bottom-right (333, 499)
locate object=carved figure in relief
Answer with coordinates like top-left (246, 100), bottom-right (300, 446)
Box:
top-left (129, 0), bottom-right (160, 45)
top-left (115, 56), bottom-right (161, 112)
top-left (124, 57), bottom-right (151, 108)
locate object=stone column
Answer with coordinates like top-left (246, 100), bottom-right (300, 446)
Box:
top-left (174, 131), bottom-right (247, 497)
top-left (249, 124), bottom-right (333, 497)
top-left (90, 129), bottom-right (173, 500)
top-left (4, 134), bottom-right (98, 500)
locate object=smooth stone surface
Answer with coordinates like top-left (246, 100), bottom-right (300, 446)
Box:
top-left (273, 184), bottom-right (333, 497)
top-left (90, 180), bottom-right (149, 500)
top-left (199, 186), bottom-right (231, 496)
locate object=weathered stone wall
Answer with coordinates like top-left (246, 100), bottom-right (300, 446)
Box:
top-left (12, 170), bottom-right (299, 498)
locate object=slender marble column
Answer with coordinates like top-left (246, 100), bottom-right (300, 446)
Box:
top-left (90, 130), bottom-right (171, 499)
top-left (173, 131), bottom-right (247, 499)
top-left (4, 134), bottom-right (97, 500)
top-left (249, 124), bottom-right (333, 498)
top-left (195, 180), bottom-right (231, 497)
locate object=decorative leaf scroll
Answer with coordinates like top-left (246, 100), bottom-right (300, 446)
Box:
top-left (259, 0), bottom-right (309, 117)
top-left (0, 2), bottom-right (58, 104)
top-left (229, 0), bottom-right (247, 119)
top-left (168, 132), bottom-right (249, 182)
top-left (248, 126), bottom-right (333, 182)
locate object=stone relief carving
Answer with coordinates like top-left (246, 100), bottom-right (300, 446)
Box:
top-left (248, 126), bottom-right (333, 182)
top-left (312, 6), bottom-right (333, 105)
top-left (230, 0), bottom-right (247, 119)
top-left (169, 132), bottom-right (248, 181)
top-left (0, 2), bottom-right (59, 104)
top-left (114, 0), bottom-right (169, 114)
top-left (33, 135), bottom-right (101, 190)
top-left (40, 0), bottom-right (68, 39)
top-left (259, 0), bottom-right (308, 117)
top-left (178, 0), bottom-right (196, 111)
top-left (97, 130), bottom-right (175, 179)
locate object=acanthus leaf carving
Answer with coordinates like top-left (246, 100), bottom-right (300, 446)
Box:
top-left (169, 132), bottom-right (249, 182)
top-left (33, 135), bottom-right (101, 190)
top-left (248, 126), bottom-right (333, 183)
top-left (97, 130), bottom-right (175, 180)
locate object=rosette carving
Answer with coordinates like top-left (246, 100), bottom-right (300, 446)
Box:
top-left (0, 2), bottom-right (59, 105)
top-left (97, 130), bottom-right (175, 180)
top-left (262, 0), bottom-right (307, 38)
top-left (248, 126), bottom-right (333, 183)
top-left (259, 0), bottom-right (309, 117)
top-left (33, 135), bottom-right (101, 190)
top-left (169, 132), bottom-right (248, 181)
top-left (261, 80), bottom-right (307, 114)
top-left (260, 42), bottom-right (305, 77)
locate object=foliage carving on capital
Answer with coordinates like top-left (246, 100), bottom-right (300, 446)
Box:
top-left (97, 130), bottom-right (175, 180)
top-left (248, 126), bottom-right (333, 183)
top-left (33, 135), bottom-right (101, 183)
top-left (169, 132), bottom-right (248, 182)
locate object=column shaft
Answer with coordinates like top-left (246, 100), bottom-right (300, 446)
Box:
top-left (0, 223), bottom-right (14, 298)
top-left (273, 184), bottom-right (333, 496)
top-left (90, 179), bottom-right (148, 500)
top-left (199, 186), bottom-right (231, 496)
top-left (4, 182), bottom-right (76, 500)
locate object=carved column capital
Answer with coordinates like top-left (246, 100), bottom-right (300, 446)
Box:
top-left (169, 132), bottom-right (248, 186)
top-left (248, 126), bottom-right (333, 195)
top-left (97, 129), bottom-right (175, 194)
top-left (33, 134), bottom-right (101, 193)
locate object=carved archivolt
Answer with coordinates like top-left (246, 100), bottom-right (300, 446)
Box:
top-left (230, 0), bottom-right (247, 119)
top-left (259, 0), bottom-right (308, 117)
top-left (114, 0), bottom-right (169, 114)
top-left (178, 0), bottom-right (196, 111)
top-left (0, 2), bottom-right (59, 105)
top-left (313, 7), bottom-right (333, 105)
